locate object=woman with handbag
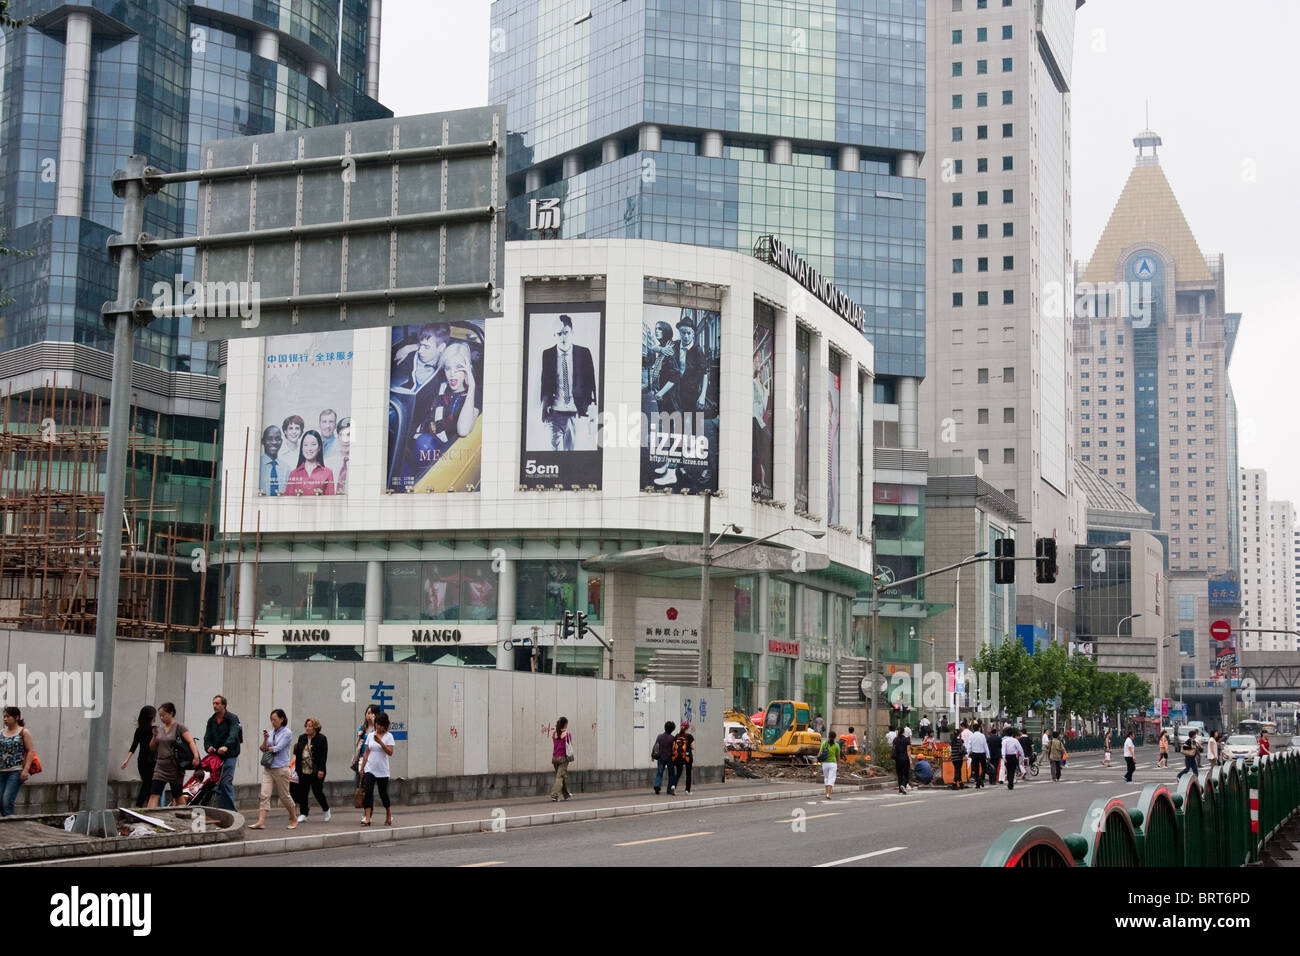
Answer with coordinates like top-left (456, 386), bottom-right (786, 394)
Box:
top-left (352, 705), bottom-right (378, 822)
top-left (250, 708), bottom-right (297, 830)
top-left (293, 718), bottom-right (330, 822)
top-left (146, 702), bottom-right (200, 808)
top-left (358, 711), bottom-right (395, 826)
top-left (120, 706), bottom-right (157, 807)
top-left (0, 707), bottom-right (36, 815)
top-left (550, 716), bottom-right (573, 802)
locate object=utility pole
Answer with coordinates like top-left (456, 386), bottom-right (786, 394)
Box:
top-left (699, 492), bottom-right (712, 688)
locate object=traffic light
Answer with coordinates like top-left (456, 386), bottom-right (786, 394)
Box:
top-left (576, 611), bottom-right (588, 640)
top-left (1035, 537), bottom-right (1058, 584)
top-left (994, 537), bottom-right (1016, 584)
top-left (562, 610), bottom-right (575, 640)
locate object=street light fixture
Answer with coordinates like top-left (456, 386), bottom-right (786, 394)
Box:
top-left (1053, 584), bottom-right (1084, 647)
top-left (1117, 612), bottom-right (1142, 641)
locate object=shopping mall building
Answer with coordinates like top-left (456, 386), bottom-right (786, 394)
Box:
top-left (216, 238), bottom-right (876, 719)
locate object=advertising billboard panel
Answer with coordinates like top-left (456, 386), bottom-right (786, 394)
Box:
top-left (260, 331), bottom-right (353, 496)
top-left (641, 303), bottom-right (720, 492)
top-left (794, 327), bottom-right (810, 510)
top-left (386, 320), bottom-right (485, 493)
top-left (752, 302), bottom-right (775, 500)
top-left (519, 303), bottom-right (605, 488)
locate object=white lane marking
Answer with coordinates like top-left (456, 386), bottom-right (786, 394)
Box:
top-left (1112, 790), bottom-right (1143, 799)
top-left (815, 846), bottom-right (907, 868)
top-left (880, 799), bottom-right (925, 808)
top-left (1010, 808), bottom-right (1067, 823)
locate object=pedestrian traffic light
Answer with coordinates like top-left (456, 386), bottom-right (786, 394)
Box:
top-left (562, 610), bottom-right (575, 640)
top-left (994, 537), bottom-right (1016, 584)
top-left (576, 611), bottom-right (588, 640)
top-left (1035, 537), bottom-right (1057, 584)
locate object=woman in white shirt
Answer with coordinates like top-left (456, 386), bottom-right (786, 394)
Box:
top-left (358, 710), bottom-right (395, 826)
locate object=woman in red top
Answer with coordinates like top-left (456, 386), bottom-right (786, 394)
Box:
top-left (287, 429), bottom-right (335, 496)
top-left (550, 716), bottom-right (573, 802)
top-left (1260, 733), bottom-right (1271, 758)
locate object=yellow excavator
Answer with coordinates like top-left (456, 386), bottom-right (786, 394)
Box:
top-left (724, 700), bottom-right (823, 759)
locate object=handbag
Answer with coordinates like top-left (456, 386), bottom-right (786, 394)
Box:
top-left (353, 785), bottom-right (365, 809)
top-left (27, 751), bottom-right (41, 775)
top-left (260, 749), bottom-right (275, 768)
top-left (564, 735), bottom-right (574, 763)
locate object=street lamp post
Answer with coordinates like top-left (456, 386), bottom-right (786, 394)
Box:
top-left (1053, 584), bottom-right (1084, 647)
top-left (953, 550), bottom-right (989, 724)
top-left (1117, 612), bottom-right (1142, 642)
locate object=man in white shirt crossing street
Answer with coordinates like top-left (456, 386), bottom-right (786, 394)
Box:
top-left (966, 721), bottom-right (989, 789)
top-left (1123, 728), bottom-right (1137, 783)
top-left (1000, 727), bottom-right (1025, 790)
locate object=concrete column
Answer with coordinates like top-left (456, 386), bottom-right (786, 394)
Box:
top-left (255, 29), bottom-right (279, 62)
top-left (496, 559), bottom-right (516, 671)
top-left (701, 131), bottom-right (723, 158)
top-left (364, 560), bottom-right (382, 662)
top-left (562, 154), bottom-right (581, 179)
top-left (838, 145), bottom-right (860, 172)
top-left (898, 375), bottom-right (919, 450)
top-left (771, 138), bottom-right (793, 165)
top-left (366, 0), bottom-right (382, 100)
top-left (897, 151), bottom-right (920, 177)
top-left (639, 124), bottom-right (662, 151)
top-left (56, 11), bottom-right (92, 218)
top-left (525, 169), bottom-right (543, 193)
top-left (601, 138), bottom-right (621, 164)
top-left (235, 561), bottom-right (256, 656)
top-left (756, 573), bottom-right (770, 706)
top-left (307, 60), bottom-right (329, 87)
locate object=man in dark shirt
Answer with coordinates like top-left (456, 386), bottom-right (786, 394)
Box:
top-left (204, 695), bottom-right (242, 811)
top-left (653, 721), bottom-right (678, 795)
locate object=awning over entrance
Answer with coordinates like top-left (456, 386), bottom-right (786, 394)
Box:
top-left (582, 543), bottom-right (831, 578)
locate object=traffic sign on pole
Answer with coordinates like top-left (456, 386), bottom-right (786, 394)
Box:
top-left (1211, 620), bottom-right (1232, 642)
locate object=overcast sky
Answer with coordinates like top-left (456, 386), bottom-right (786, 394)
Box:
top-left (384, 0), bottom-right (1300, 504)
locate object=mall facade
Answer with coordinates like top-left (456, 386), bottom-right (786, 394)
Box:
top-left (216, 239), bottom-right (877, 720)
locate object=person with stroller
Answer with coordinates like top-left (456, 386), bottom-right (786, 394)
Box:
top-left (293, 718), bottom-right (330, 822)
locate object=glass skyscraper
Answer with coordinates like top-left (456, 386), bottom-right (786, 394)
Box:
top-left (490, 0), bottom-right (927, 389)
top-left (0, 0), bottom-right (387, 546)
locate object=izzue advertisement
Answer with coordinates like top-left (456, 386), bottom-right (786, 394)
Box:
top-left (641, 303), bottom-right (720, 493)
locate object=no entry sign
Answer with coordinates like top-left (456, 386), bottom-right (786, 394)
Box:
top-left (1211, 620), bottom-right (1232, 642)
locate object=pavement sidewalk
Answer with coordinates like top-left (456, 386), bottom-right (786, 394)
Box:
top-left (26, 773), bottom-right (898, 867)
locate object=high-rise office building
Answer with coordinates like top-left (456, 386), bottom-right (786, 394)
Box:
top-left (1239, 468), bottom-right (1299, 651)
top-left (0, 1), bottom-right (388, 553)
top-left (1073, 130), bottom-right (1243, 678)
top-left (919, 0), bottom-right (1083, 647)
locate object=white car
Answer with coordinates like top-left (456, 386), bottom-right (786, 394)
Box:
top-left (1222, 735), bottom-right (1258, 763)
top-left (1289, 736), bottom-right (1300, 752)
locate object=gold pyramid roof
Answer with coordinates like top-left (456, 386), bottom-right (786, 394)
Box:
top-left (1083, 162), bottom-right (1210, 284)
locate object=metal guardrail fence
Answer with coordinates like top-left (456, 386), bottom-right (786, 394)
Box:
top-left (982, 750), bottom-right (1300, 867)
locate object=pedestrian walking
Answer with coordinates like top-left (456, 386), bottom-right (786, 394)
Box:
top-left (939, 714), bottom-right (950, 739)
top-left (1158, 730), bottom-right (1169, 768)
top-left (1102, 730), bottom-right (1112, 768)
top-left (203, 695), bottom-right (242, 812)
top-left (352, 705), bottom-right (379, 822)
top-left (1048, 730), bottom-right (1066, 782)
top-left (1017, 730), bottom-right (1035, 780)
top-left (1207, 731), bottom-right (1221, 768)
top-left (1259, 732), bottom-right (1271, 759)
top-left (550, 716), bottom-right (573, 801)
top-left (812, 714), bottom-right (825, 735)
top-left (920, 714), bottom-right (931, 739)
top-left (1176, 730), bottom-right (1201, 779)
top-left (966, 721), bottom-right (989, 789)
top-left (947, 727), bottom-right (966, 789)
top-left (120, 705), bottom-right (157, 807)
top-left (1001, 727), bottom-right (1024, 790)
top-left (1042, 728), bottom-right (1051, 756)
top-left (250, 708), bottom-right (297, 830)
top-left (146, 702), bottom-right (200, 809)
top-left (819, 728), bottom-right (841, 800)
top-left (358, 710), bottom-right (395, 826)
top-left (1123, 728), bottom-right (1136, 782)
top-left (672, 721), bottom-right (695, 794)
top-left (886, 726), bottom-right (897, 746)
top-left (292, 718), bottom-right (330, 821)
top-left (652, 721), bottom-right (678, 795)
top-left (986, 724), bottom-right (1001, 785)
top-left (892, 727), bottom-right (911, 794)
top-left (0, 707), bottom-right (36, 815)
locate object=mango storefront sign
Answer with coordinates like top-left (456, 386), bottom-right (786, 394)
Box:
top-left (378, 624), bottom-right (499, 646)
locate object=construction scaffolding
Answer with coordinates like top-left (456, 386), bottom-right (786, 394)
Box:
top-left (0, 382), bottom-right (255, 649)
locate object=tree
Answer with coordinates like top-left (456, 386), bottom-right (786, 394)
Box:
top-left (972, 638), bottom-right (1036, 722)
top-left (1033, 642), bottom-right (1069, 715)
top-left (1059, 654), bottom-right (1096, 729)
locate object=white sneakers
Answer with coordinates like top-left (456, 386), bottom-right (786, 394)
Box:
top-left (297, 814), bottom-right (306, 822)
top-left (323, 809), bottom-right (331, 822)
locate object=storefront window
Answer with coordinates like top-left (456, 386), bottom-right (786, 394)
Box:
top-left (734, 576), bottom-right (755, 632)
top-left (585, 574), bottom-right (602, 621)
top-left (331, 563), bottom-right (366, 620)
top-left (802, 663), bottom-right (827, 718)
top-left (384, 560), bottom-right (498, 622)
top-left (733, 652), bottom-right (758, 711)
top-left (459, 561), bottom-right (496, 621)
top-left (395, 645), bottom-right (498, 668)
top-left (256, 564), bottom-right (292, 621)
top-left (768, 655), bottom-right (792, 702)
top-left (384, 562), bottom-right (423, 620)
top-left (516, 561), bottom-right (579, 621)
top-left (802, 587), bottom-right (827, 644)
top-left (770, 579), bottom-right (792, 638)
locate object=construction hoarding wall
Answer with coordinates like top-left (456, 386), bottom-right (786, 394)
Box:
top-left (0, 631), bottom-right (721, 798)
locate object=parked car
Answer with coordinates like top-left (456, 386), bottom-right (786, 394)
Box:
top-left (1222, 735), bottom-right (1258, 764)
top-left (1288, 736), bottom-right (1300, 751)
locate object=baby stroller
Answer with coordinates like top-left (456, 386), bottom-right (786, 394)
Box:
top-left (181, 754), bottom-right (225, 807)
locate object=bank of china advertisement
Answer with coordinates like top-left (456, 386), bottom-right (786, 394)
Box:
top-left (386, 320), bottom-right (485, 493)
top-left (260, 331), bottom-right (354, 497)
top-left (519, 302), bottom-right (605, 488)
top-left (641, 303), bottom-right (721, 493)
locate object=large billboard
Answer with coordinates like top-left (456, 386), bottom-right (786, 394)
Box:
top-left (519, 303), bottom-right (605, 488)
top-left (386, 320), bottom-right (485, 493)
top-left (641, 304), bottom-right (720, 493)
top-left (794, 328), bottom-right (810, 510)
top-left (752, 302), bottom-right (775, 499)
top-left (827, 351), bottom-right (841, 525)
top-left (260, 331), bottom-right (353, 496)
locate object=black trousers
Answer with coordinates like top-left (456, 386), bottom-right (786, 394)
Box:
top-left (987, 754), bottom-right (1000, 783)
top-left (1005, 754), bottom-right (1019, 789)
top-left (950, 758), bottom-right (964, 786)
top-left (362, 772), bottom-right (390, 811)
top-left (295, 772), bottom-right (330, 814)
top-left (1177, 755), bottom-right (1197, 778)
top-left (1125, 756), bottom-right (1136, 781)
top-left (896, 760), bottom-right (910, 788)
top-left (135, 762), bottom-right (155, 807)
top-left (673, 760), bottom-right (693, 792)
top-left (970, 753), bottom-right (987, 787)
